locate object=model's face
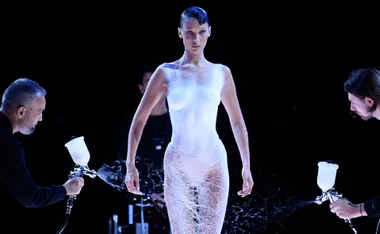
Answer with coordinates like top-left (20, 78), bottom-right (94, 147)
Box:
top-left (178, 17), bottom-right (211, 55)
top-left (347, 93), bottom-right (374, 121)
top-left (17, 95), bottom-right (45, 135)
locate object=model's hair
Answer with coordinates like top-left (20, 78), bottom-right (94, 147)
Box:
top-left (1, 78), bottom-right (46, 110)
top-left (179, 6), bottom-right (210, 28)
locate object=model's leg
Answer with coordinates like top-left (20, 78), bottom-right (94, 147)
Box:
top-left (197, 164), bottom-right (229, 234)
top-left (164, 144), bottom-right (198, 234)
top-left (164, 142), bottom-right (229, 234)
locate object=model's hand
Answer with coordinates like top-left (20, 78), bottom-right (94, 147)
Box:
top-left (125, 165), bottom-right (143, 195)
top-left (330, 199), bottom-right (363, 219)
top-left (237, 167), bottom-right (254, 197)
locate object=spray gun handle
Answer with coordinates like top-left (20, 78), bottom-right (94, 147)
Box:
top-left (327, 189), bottom-right (358, 233)
top-left (66, 195), bottom-right (77, 214)
top-left (65, 166), bottom-right (83, 215)
top-left (346, 218), bottom-right (358, 233)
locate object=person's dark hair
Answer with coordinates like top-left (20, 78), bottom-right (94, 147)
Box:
top-left (138, 63), bottom-right (159, 85)
top-left (344, 68), bottom-right (380, 111)
top-left (179, 6), bottom-right (210, 28)
top-left (1, 78), bottom-right (46, 110)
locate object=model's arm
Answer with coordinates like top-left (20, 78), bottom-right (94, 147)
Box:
top-left (125, 65), bottom-right (167, 195)
top-left (220, 65), bottom-right (254, 197)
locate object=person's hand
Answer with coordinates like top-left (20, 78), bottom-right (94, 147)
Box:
top-left (151, 192), bottom-right (166, 210)
top-left (125, 165), bottom-right (143, 195)
top-left (237, 167), bottom-right (254, 197)
top-left (63, 177), bottom-right (84, 196)
top-left (330, 199), bottom-right (364, 219)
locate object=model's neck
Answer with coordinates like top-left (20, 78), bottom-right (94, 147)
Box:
top-left (179, 51), bottom-right (206, 66)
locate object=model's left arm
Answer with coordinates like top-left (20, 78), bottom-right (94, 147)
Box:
top-left (220, 65), bottom-right (254, 197)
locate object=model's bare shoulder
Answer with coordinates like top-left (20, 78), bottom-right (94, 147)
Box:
top-left (208, 63), bottom-right (230, 74)
top-left (151, 63), bottom-right (170, 81)
top-left (142, 64), bottom-right (169, 92)
top-left (157, 62), bottom-right (181, 83)
top-left (162, 62), bottom-right (180, 70)
top-left (210, 63), bottom-right (232, 82)
top-left (218, 64), bottom-right (231, 75)
top-left (214, 64), bottom-right (233, 93)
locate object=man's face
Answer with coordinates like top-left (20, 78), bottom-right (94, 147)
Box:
top-left (17, 95), bottom-right (45, 135)
top-left (139, 71), bottom-right (153, 94)
top-left (347, 93), bottom-right (374, 121)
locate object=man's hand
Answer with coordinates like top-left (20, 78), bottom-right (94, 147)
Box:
top-left (63, 177), bottom-right (84, 195)
top-left (151, 192), bottom-right (166, 210)
top-left (330, 199), bottom-right (365, 219)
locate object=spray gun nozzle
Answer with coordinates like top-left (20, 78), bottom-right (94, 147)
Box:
top-left (314, 200), bottom-right (323, 205)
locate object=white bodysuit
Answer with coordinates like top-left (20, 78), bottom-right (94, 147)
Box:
top-left (163, 62), bottom-right (229, 234)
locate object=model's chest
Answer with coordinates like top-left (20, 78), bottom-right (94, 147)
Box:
top-left (166, 70), bottom-right (224, 109)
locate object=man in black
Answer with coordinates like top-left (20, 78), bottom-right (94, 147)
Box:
top-left (330, 68), bottom-right (380, 219)
top-left (0, 78), bottom-right (84, 233)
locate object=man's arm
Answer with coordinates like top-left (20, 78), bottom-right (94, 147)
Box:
top-left (0, 142), bottom-right (66, 208)
top-left (364, 196), bottom-right (380, 217)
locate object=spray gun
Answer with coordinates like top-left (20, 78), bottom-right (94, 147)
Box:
top-left (56, 136), bottom-right (98, 234)
top-left (314, 161), bottom-right (358, 234)
top-left (66, 164), bottom-right (97, 214)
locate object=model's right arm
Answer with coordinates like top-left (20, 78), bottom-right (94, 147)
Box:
top-left (125, 65), bottom-right (167, 194)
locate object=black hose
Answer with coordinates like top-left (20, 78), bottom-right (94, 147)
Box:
top-left (56, 196), bottom-right (75, 234)
top-left (56, 213), bottom-right (71, 234)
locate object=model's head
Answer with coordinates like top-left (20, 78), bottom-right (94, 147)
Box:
top-left (1, 78), bottom-right (46, 134)
top-left (344, 67), bottom-right (380, 120)
top-left (178, 6), bottom-right (211, 55)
